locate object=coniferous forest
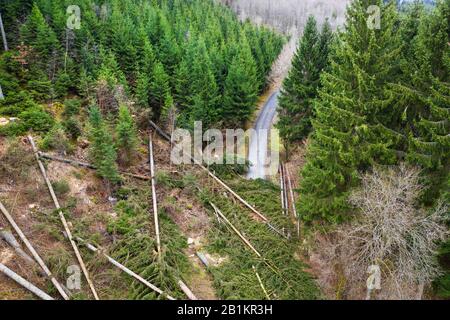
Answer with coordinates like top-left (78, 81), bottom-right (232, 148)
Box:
top-left (0, 0), bottom-right (449, 303)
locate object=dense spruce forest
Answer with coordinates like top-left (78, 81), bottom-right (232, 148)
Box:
top-left (0, 0), bottom-right (448, 301)
top-left (0, 0), bottom-right (283, 134)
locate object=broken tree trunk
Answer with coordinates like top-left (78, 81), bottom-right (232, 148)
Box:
top-left (196, 252), bottom-right (209, 268)
top-left (0, 263), bottom-right (54, 300)
top-left (148, 133), bottom-right (161, 256)
top-left (0, 201), bottom-right (69, 299)
top-left (178, 280), bottom-right (198, 300)
top-left (28, 136), bottom-right (99, 300)
top-left (0, 84), bottom-right (4, 100)
top-left (75, 237), bottom-right (175, 300)
top-left (38, 152), bottom-right (151, 181)
top-left (0, 229), bottom-right (35, 265)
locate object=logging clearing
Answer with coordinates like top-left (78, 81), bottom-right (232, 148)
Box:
top-left (4, 0), bottom-right (445, 302)
top-left (0, 123), bottom-right (318, 299)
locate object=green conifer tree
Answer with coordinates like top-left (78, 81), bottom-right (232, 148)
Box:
top-left (116, 104), bottom-right (138, 166)
top-left (88, 106), bottom-right (120, 184)
top-left (135, 70), bottom-right (150, 109)
top-left (222, 35), bottom-right (259, 127)
top-left (407, 0), bottom-right (449, 202)
top-left (276, 16), bottom-right (324, 155)
top-left (173, 59), bottom-right (190, 111)
top-left (298, 0), bottom-right (402, 223)
top-left (149, 61), bottom-right (171, 121)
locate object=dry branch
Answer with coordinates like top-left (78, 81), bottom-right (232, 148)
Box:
top-left (0, 263), bottom-right (54, 300)
top-left (0, 201), bottom-right (69, 299)
top-left (28, 135), bottom-right (99, 300)
top-left (323, 165), bottom-right (449, 299)
top-left (75, 237), bottom-right (175, 300)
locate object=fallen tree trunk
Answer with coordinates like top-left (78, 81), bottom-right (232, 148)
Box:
top-left (0, 201), bottom-right (69, 299)
top-left (209, 202), bottom-right (261, 258)
top-left (75, 237), bottom-right (175, 300)
top-left (150, 121), bottom-right (288, 240)
top-left (28, 136), bottom-right (99, 300)
top-left (282, 164), bottom-right (289, 216)
top-left (0, 263), bottom-right (54, 300)
top-left (38, 152), bottom-right (151, 181)
top-left (39, 152), bottom-right (95, 169)
top-left (279, 165), bottom-right (286, 215)
top-left (252, 265), bottom-right (270, 300)
top-left (148, 133), bottom-right (161, 256)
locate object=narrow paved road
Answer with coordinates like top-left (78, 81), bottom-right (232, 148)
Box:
top-left (247, 90), bottom-right (280, 180)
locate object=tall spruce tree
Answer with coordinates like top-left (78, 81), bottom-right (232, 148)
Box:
top-left (222, 35), bottom-right (259, 127)
top-left (20, 3), bottom-right (60, 64)
top-left (406, 0), bottom-right (450, 202)
top-left (186, 37), bottom-right (220, 128)
top-left (317, 19), bottom-right (333, 74)
top-left (20, 3), bottom-right (60, 95)
top-left (386, 1), bottom-right (450, 298)
top-left (298, 0), bottom-right (402, 223)
top-left (277, 16), bottom-right (330, 155)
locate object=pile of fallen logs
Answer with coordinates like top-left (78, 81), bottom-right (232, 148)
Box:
top-left (279, 163), bottom-right (300, 238)
top-left (0, 136), bottom-right (191, 300)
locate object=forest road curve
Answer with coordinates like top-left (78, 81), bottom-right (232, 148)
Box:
top-left (247, 90), bottom-right (280, 180)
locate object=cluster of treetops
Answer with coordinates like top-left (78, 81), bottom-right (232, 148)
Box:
top-left (0, 0), bottom-right (284, 134)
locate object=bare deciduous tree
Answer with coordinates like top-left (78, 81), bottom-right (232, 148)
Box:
top-left (220, 0), bottom-right (350, 36)
top-left (315, 165), bottom-right (448, 300)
